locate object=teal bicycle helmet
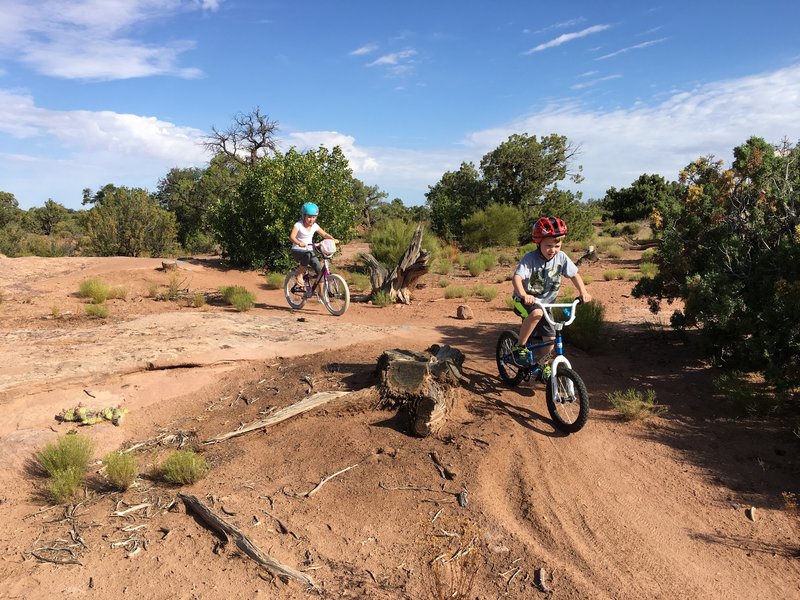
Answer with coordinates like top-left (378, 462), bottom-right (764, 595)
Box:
top-left (301, 202), bottom-right (319, 216)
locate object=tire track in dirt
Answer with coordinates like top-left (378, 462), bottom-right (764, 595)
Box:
top-left (473, 392), bottom-right (748, 600)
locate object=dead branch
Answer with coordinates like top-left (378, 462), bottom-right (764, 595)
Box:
top-left (304, 463), bottom-right (359, 497)
top-left (179, 493), bottom-right (316, 589)
top-left (204, 390), bottom-right (352, 444)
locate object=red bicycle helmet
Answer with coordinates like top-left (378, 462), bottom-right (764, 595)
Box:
top-left (532, 216), bottom-right (568, 244)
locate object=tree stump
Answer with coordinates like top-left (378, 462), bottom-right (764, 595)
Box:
top-left (361, 223), bottom-right (430, 304)
top-left (376, 344), bottom-right (465, 437)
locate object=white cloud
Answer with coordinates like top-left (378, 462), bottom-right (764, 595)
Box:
top-left (0, 0), bottom-right (219, 80)
top-left (596, 38), bottom-right (668, 61)
top-left (524, 24), bottom-right (611, 54)
top-left (368, 49), bottom-right (417, 67)
top-left (350, 44), bottom-right (378, 57)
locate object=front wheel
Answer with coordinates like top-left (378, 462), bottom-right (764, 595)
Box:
top-left (496, 330), bottom-right (524, 386)
top-left (320, 273), bottom-right (350, 316)
top-left (283, 270), bottom-right (307, 310)
top-left (545, 366), bottom-right (589, 433)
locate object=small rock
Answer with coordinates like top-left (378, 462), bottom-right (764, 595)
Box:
top-left (456, 305), bottom-right (473, 320)
top-left (745, 506), bottom-right (756, 521)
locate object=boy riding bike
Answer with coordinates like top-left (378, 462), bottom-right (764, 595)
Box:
top-left (511, 216), bottom-right (592, 369)
top-left (289, 202), bottom-right (338, 291)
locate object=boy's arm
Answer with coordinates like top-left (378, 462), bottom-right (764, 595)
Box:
top-left (570, 272), bottom-right (592, 303)
top-left (512, 274), bottom-right (535, 304)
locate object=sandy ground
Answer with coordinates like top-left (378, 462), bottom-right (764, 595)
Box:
top-left (0, 245), bottom-right (797, 599)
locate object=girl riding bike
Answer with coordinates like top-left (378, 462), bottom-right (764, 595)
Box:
top-left (289, 202), bottom-right (339, 292)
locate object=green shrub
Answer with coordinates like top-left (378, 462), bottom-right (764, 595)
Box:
top-left (713, 372), bottom-right (779, 417)
top-left (78, 278), bottom-right (110, 303)
top-left (566, 300), bottom-right (605, 351)
top-left (460, 203), bottom-right (524, 251)
top-left (608, 388), bottom-right (667, 421)
top-left (368, 218), bottom-right (442, 267)
top-left (220, 285), bottom-right (255, 311)
top-left (189, 292), bottom-right (206, 308)
top-left (161, 450), bottom-right (209, 485)
top-left (85, 303), bottom-right (109, 318)
top-left (438, 277), bottom-right (450, 288)
top-left (343, 270), bottom-right (371, 292)
top-left (473, 285), bottom-right (498, 302)
top-left (467, 258), bottom-right (486, 277)
top-left (107, 285), bottom-right (128, 300)
top-left (432, 259), bottom-right (452, 275)
top-left (444, 286), bottom-right (468, 299)
top-left (603, 270), bottom-right (626, 281)
top-left (103, 451), bottom-right (138, 490)
top-left (47, 467), bottom-right (84, 504)
top-left (638, 263), bottom-right (659, 278)
top-left (264, 272), bottom-right (284, 289)
top-left (36, 433), bottom-right (94, 477)
top-left (371, 290), bottom-right (393, 307)
top-left (640, 248), bottom-right (657, 263)
top-left (517, 243), bottom-right (536, 258)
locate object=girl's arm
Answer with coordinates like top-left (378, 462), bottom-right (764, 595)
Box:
top-left (316, 227), bottom-right (338, 242)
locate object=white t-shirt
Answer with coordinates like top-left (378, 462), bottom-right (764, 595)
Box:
top-left (514, 250), bottom-right (577, 304)
top-left (291, 221), bottom-right (320, 250)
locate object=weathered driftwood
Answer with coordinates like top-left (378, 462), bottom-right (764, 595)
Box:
top-left (179, 493), bottom-right (316, 588)
top-left (623, 236), bottom-right (662, 249)
top-left (575, 245), bottom-right (598, 267)
top-left (203, 390), bottom-right (351, 444)
top-left (376, 345), bottom-right (464, 437)
top-left (361, 223), bottom-right (430, 304)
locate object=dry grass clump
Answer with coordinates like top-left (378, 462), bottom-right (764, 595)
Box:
top-left (35, 433), bottom-right (94, 503)
top-left (161, 450), bottom-right (209, 485)
top-left (103, 450), bottom-right (138, 491)
top-left (371, 290), bottom-right (393, 307)
top-left (219, 285), bottom-right (255, 311)
top-left (264, 272), bottom-right (284, 289)
top-left (608, 388), bottom-right (667, 421)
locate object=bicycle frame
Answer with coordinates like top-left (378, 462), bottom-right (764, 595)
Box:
top-left (524, 299), bottom-right (581, 399)
top-left (303, 254), bottom-right (333, 296)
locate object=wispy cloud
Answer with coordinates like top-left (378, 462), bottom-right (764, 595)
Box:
top-left (570, 74), bottom-right (622, 90)
top-left (367, 49), bottom-right (418, 77)
top-left (530, 17), bottom-right (587, 35)
top-left (0, 0), bottom-right (222, 80)
top-left (524, 24), bottom-right (611, 54)
top-left (350, 44), bottom-right (378, 57)
top-left (596, 38), bottom-right (667, 60)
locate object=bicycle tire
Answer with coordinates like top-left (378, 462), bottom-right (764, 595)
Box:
top-left (496, 330), bottom-right (524, 386)
top-left (283, 270), bottom-right (307, 310)
top-left (320, 273), bottom-right (350, 316)
top-left (545, 366), bottom-right (589, 433)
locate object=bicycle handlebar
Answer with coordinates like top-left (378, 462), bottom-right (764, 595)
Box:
top-left (532, 298), bottom-right (582, 327)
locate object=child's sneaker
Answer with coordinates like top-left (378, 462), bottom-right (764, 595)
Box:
top-left (512, 345), bottom-right (534, 366)
top-left (536, 363), bottom-right (552, 383)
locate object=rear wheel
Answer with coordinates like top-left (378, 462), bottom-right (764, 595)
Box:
top-left (545, 366), bottom-right (589, 433)
top-left (320, 273), bottom-right (350, 316)
top-left (496, 330), bottom-right (524, 386)
top-left (283, 270), bottom-right (307, 310)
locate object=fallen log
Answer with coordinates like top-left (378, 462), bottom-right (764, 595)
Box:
top-left (179, 493), bottom-right (316, 588)
top-left (204, 390), bottom-right (351, 444)
top-left (376, 345), bottom-right (464, 437)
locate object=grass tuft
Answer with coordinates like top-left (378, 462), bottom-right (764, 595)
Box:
top-left (161, 450), bottom-right (209, 485)
top-left (78, 277), bottom-right (109, 303)
top-left (36, 433), bottom-right (94, 477)
top-left (103, 450), bottom-right (138, 491)
top-left (607, 388), bottom-right (667, 421)
top-left (371, 290), bottom-right (393, 307)
top-left (264, 272), bottom-right (284, 289)
top-left (85, 303), bottom-right (109, 318)
top-left (220, 285), bottom-right (255, 311)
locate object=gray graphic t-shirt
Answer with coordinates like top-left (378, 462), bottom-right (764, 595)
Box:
top-left (514, 250), bottom-right (577, 304)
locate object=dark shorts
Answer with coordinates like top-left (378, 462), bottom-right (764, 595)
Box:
top-left (511, 296), bottom-right (556, 338)
top-left (291, 248), bottom-right (321, 274)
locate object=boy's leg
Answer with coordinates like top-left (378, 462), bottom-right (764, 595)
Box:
top-left (518, 308), bottom-right (543, 346)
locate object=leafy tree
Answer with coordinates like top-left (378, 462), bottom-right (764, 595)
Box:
top-left (426, 162), bottom-right (489, 241)
top-left (480, 133), bottom-right (583, 207)
top-left (0, 191), bottom-right (21, 227)
top-left (371, 198), bottom-right (430, 226)
top-left (602, 173), bottom-right (684, 224)
top-left (208, 146), bottom-right (359, 270)
top-left (26, 199), bottom-right (69, 235)
top-left (367, 217), bottom-right (442, 267)
top-left (350, 180), bottom-right (388, 229)
top-left (633, 137), bottom-right (800, 392)
top-left (203, 106), bottom-right (278, 167)
top-left (536, 188), bottom-right (597, 245)
top-left (86, 187), bottom-right (178, 256)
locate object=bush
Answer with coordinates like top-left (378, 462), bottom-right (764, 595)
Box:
top-left (78, 278), bottom-right (110, 303)
top-left (608, 388), bottom-right (667, 421)
top-left (220, 285), bottom-right (255, 311)
top-left (85, 303), bottom-right (109, 318)
top-left (264, 272), bottom-right (284, 289)
top-left (162, 450), bottom-right (209, 485)
top-left (368, 218), bottom-right (442, 267)
top-left (567, 300), bottom-right (605, 351)
top-left (371, 290), bottom-right (393, 307)
top-left (47, 467), bottom-right (85, 504)
top-left (473, 285), bottom-right (498, 302)
top-left (444, 286), bottom-right (468, 299)
top-left (36, 433), bottom-right (94, 477)
top-left (460, 203), bottom-right (523, 251)
top-left (103, 451), bottom-right (138, 490)
top-left (713, 372), bottom-right (779, 417)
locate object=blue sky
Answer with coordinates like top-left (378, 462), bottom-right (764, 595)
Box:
top-left (2, 1), bottom-right (800, 211)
